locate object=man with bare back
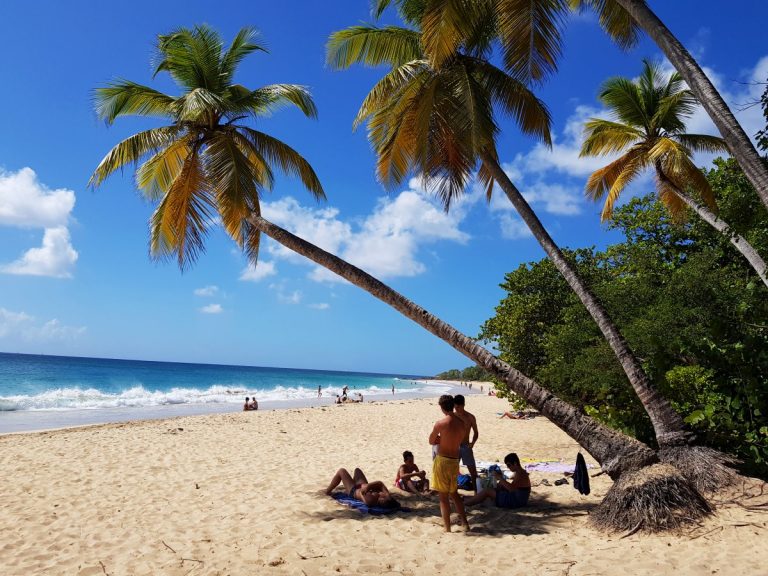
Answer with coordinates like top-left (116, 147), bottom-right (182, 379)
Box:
top-left (453, 395), bottom-right (478, 494)
top-left (429, 394), bottom-right (469, 532)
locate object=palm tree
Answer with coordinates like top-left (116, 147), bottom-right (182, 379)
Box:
top-left (91, 24), bottom-right (725, 531)
top-left (328, 9), bottom-right (692, 448)
top-left (377, 0), bottom-right (768, 213)
top-left (581, 61), bottom-right (768, 288)
top-left (89, 25), bottom-right (324, 268)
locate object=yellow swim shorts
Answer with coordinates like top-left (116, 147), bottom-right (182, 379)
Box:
top-left (432, 454), bottom-right (460, 493)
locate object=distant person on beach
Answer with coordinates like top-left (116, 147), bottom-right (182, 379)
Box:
top-left (392, 383), bottom-right (395, 395)
top-left (396, 450), bottom-right (430, 494)
top-left (326, 467), bottom-right (399, 509)
top-left (463, 453), bottom-right (531, 508)
top-left (454, 395), bottom-right (479, 494)
top-left (243, 397), bottom-right (251, 411)
top-left (429, 395), bottom-right (470, 532)
top-left (342, 385), bottom-right (348, 396)
top-left (335, 395), bottom-right (342, 404)
top-left (249, 397), bottom-right (258, 410)
top-left (317, 385), bottom-right (322, 398)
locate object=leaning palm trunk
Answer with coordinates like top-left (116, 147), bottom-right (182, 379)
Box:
top-left (249, 213), bottom-right (715, 531)
top-left (655, 166), bottom-right (768, 289)
top-left (480, 151), bottom-right (690, 447)
top-left (613, 0), bottom-right (768, 210)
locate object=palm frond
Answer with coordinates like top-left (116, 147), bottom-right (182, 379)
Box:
top-left (420, 0), bottom-right (477, 67)
top-left (237, 127), bottom-right (325, 200)
top-left (599, 76), bottom-right (648, 129)
top-left (580, 119), bottom-right (643, 156)
top-left (327, 26), bottom-right (422, 69)
top-left (354, 61), bottom-right (428, 130)
top-left (653, 89), bottom-right (697, 132)
top-left (149, 148), bottom-right (214, 269)
top-left (495, 0), bottom-right (570, 83)
top-left (219, 27), bottom-right (267, 85)
top-left (135, 136), bottom-right (193, 201)
top-left (89, 126), bottom-right (180, 188)
top-left (676, 134), bottom-right (729, 155)
top-left (94, 81), bottom-right (175, 124)
top-left (154, 25), bottom-right (224, 92)
top-left (236, 84), bottom-right (318, 119)
top-left (177, 87), bottom-right (227, 122)
top-left (570, 0), bottom-right (640, 49)
top-left (654, 170), bottom-right (689, 222)
top-left (471, 57), bottom-right (552, 145)
top-left (585, 146), bottom-right (647, 220)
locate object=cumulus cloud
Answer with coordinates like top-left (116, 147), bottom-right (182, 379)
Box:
top-left (194, 285), bottom-right (219, 297)
top-left (262, 182), bottom-right (471, 282)
top-left (199, 303), bottom-right (223, 314)
top-left (0, 168), bottom-right (75, 228)
top-left (0, 307), bottom-right (85, 341)
top-left (1, 226), bottom-right (78, 278)
top-left (0, 168), bottom-right (78, 278)
top-left (277, 289), bottom-right (302, 305)
top-left (239, 261), bottom-right (277, 282)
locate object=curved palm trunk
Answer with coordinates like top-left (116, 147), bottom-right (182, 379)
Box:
top-left (480, 151), bottom-right (690, 446)
top-left (655, 166), bottom-right (768, 289)
top-left (613, 0), bottom-right (768, 210)
top-left (248, 214), bottom-right (657, 478)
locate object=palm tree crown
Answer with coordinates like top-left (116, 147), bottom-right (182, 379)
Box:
top-left (581, 60), bottom-right (728, 221)
top-left (90, 25), bottom-right (324, 269)
top-left (327, 11), bottom-right (551, 208)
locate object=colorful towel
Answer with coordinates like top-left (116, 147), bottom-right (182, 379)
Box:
top-left (331, 492), bottom-right (410, 515)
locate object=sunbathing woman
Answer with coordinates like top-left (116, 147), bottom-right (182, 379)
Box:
top-left (325, 467), bottom-right (399, 509)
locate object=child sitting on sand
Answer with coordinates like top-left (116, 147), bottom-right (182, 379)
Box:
top-left (396, 451), bottom-right (430, 494)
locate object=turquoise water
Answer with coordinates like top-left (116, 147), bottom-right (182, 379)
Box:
top-left (0, 352), bottom-right (460, 433)
top-left (0, 352), bottom-right (429, 411)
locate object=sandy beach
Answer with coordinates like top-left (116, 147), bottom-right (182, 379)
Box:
top-left (1, 394), bottom-right (766, 576)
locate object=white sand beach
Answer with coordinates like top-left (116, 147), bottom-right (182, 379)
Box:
top-left (0, 395), bottom-right (766, 575)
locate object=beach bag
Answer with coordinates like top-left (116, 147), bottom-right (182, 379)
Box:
top-left (457, 474), bottom-right (473, 490)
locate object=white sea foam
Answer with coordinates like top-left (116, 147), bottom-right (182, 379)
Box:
top-left (0, 381), bottom-right (451, 412)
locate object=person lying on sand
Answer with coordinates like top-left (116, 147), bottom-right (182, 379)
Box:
top-left (463, 453), bottom-right (531, 508)
top-left (326, 467), bottom-right (400, 509)
top-left (396, 451), bottom-right (430, 493)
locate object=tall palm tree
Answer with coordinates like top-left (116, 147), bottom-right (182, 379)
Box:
top-left (89, 25), bottom-right (324, 268)
top-left (328, 9), bottom-right (692, 448)
top-left (581, 61), bottom-right (768, 288)
top-left (91, 24), bottom-right (724, 531)
top-left (377, 0), bottom-right (768, 212)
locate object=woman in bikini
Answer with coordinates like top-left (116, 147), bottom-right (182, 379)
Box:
top-left (325, 467), bottom-right (399, 508)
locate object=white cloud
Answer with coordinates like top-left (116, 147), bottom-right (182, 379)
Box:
top-left (0, 307), bottom-right (85, 342)
top-left (308, 302), bottom-right (330, 310)
top-left (194, 285), bottom-right (219, 297)
top-left (498, 214), bottom-right (534, 240)
top-left (0, 168), bottom-right (78, 278)
top-left (0, 168), bottom-right (75, 228)
top-left (277, 290), bottom-right (302, 305)
top-left (261, 183), bottom-right (472, 282)
top-left (200, 303), bottom-right (223, 314)
top-left (239, 261), bottom-right (277, 282)
top-left (1, 226), bottom-right (78, 278)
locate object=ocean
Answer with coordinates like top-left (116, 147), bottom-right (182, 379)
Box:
top-left (0, 352), bottom-right (455, 433)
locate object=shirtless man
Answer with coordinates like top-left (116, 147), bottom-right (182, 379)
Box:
top-left (396, 450), bottom-right (430, 494)
top-left (463, 453), bottom-right (531, 508)
top-left (454, 395), bottom-right (478, 494)
top-left (325, 467), bottom-right (399, 509)
top-left (428, 395), bottom-right (469, 532)
top-left (243, 397), bottom-right (251, 411)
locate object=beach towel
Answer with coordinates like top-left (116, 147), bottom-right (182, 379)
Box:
top-left (331, 492), bottom-right (410, 515)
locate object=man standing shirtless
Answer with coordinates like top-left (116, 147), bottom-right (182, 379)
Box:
top-left (453, 395), bottom-right (478, 494)
top-left (429, 395), bottom-right (469, 532)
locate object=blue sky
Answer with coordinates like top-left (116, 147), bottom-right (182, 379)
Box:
top-left (0, 1), bottom-right (766, 375)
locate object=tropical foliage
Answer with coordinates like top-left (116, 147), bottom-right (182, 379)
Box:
top-left (90, 25), bottom-right (324, 269)
top-left (435, 365), bottom-right (493, 382)
top-left (480, 159), bottom-right (768, 478)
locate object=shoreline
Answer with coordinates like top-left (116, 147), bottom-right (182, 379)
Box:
top-left (0, 379), bottom-right (488, 436)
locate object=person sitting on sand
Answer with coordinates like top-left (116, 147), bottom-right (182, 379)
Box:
top-left (396, 450), bottom-right (430, 494)
top-left (463, 453), bottom-right (531, 508)
top-left (335, 395), bottom-right (342, 404)
top-left (243, 397), bottom-right (252, 411)
top-left (249, 397), bottom-right (258, 411)
top-left (326, 467), bottom-right (399, 509)
top-left (500, 411), bottom-right (528, 419)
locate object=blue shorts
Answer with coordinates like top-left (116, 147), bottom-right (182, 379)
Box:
top-left (495, 487), bottom-right (531, 509)
top-left (459, 443), bottom-right (476, 469)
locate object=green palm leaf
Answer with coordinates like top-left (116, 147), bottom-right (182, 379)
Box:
top-left (580, 119), bottom-right (643, 156)
top-left (327, 25), bottom-right (423, 69)
top-left (94, 81), bottom-right (175, 124)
